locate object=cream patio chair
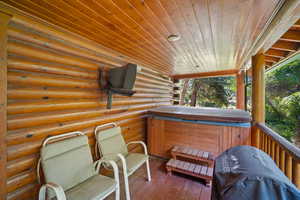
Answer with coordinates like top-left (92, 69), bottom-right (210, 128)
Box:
top-left (37, 131), bottom-right (120, 200)
top-left (94, 123), bottom-right (151, 200)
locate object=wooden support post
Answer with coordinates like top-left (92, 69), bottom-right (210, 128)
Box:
top-left (0, 11), bottom-right (11, 200)
top-left (236, 71), bottom-right (245, 110)
top-left (252, 52), bottom-right (265, 122)
top-left (251, 52), bottom-right (265, 148)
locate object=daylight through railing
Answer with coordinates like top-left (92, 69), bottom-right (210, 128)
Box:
top-left (255, 122), bottom-right (300, 188)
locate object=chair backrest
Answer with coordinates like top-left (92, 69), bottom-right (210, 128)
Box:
top-left (96, 126), bottom-right (128, 162)
top-left (40, 133), bottom-right (96, 198)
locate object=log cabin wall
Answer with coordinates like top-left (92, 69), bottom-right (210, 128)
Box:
top-left (4, 13), bottom-right (173, 200)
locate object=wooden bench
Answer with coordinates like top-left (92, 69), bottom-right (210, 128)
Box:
top-left (171, 145), bottom-right (215, 167)
top-left (166, 159), bottom-right (213, 186)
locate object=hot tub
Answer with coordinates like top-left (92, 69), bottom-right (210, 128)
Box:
top-left (147, 105), bottom-right (251, 158)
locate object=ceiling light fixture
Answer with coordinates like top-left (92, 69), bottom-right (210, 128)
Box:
top-left (167, 34), bottom-right (181, 42)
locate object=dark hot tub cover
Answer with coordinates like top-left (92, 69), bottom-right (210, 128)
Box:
top-left (212, 145), bottom-right (300, 200)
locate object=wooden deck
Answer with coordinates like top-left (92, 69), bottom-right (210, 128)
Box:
top-left (107, 157), bottom-right (212, 200)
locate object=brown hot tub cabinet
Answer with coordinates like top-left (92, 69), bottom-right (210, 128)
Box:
top-left (147, 106), bottom-right (251, 158)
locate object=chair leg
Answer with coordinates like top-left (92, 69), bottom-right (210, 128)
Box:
top-left (38, 186), bottom-right (46, 200)
top-left (146, 159), bottom-right (151, 182)
top-left (115, 183), bottom-right (120, 200)
top-left (124, 174), bottom-right (131, 200)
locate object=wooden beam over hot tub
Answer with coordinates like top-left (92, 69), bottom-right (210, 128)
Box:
top-left (171, 69), bottom-right (238, 80)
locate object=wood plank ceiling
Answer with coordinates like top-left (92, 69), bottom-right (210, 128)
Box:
top-left (264, 19), bottom-right (300, 68)
top-left (2, 0), bottom-right (282, 75)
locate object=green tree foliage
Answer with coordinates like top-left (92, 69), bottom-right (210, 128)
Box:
top-left (266, 60), bottom-right (300, 97)
top-left (182, 76), bottom-right (236, 108)
top-left (280, 92), bottom-right (300, 122)
top-left (265, 59), bottom-right (300, 142)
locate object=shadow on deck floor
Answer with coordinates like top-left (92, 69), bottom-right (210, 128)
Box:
top-left (107, 157), bottom-right (212, 200)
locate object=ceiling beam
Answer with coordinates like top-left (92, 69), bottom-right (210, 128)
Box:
top-left (265, 61), bottom-right (274, 67)
top-left (280, 30), bottom-right (300, 42)
top-left (265, 55), bottom-right (280, 63)
top-left (264, 49), bottom-right (287, 58)
top-left (271, 40), bottom-right (298, 52)
top-left (266, 50), bottom-right (300, 71)
top-left (172, 69), bottom-right (238, 79)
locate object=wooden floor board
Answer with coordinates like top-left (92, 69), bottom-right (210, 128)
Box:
top-left (107, 157), bottom-right (212, 200)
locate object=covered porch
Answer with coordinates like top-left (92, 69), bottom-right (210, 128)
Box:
top-left (0, 0), bottom-right (300, 200)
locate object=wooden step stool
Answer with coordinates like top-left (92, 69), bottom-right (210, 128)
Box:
top-left (166, 159), bottom-right (214, 186)
top-left (171, 145), bottom-right (215, 167)
top-left (166, 145), bottom-right (215, 186)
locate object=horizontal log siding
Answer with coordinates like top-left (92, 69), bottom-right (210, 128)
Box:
top-left (6, 16), bottom-right (172, 200)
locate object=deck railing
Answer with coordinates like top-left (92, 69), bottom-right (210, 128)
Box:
top-left (254, 122), bottom-right (300, 188)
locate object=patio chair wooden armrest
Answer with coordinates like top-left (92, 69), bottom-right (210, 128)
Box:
top-left (94, 159), bottom-right (120, 184)
top-left (39, 182), bottom-right (66, 200)
top-left (127, 141), bottom-right (148, 155)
